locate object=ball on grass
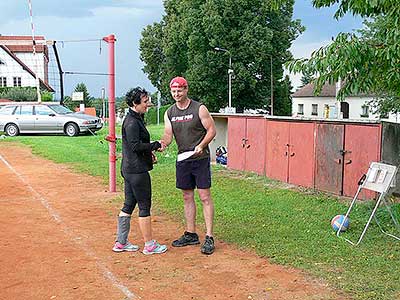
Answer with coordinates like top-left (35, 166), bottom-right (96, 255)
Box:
top-left (331, 215), bottom-right (350, 232)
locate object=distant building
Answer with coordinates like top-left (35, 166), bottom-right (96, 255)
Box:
top-left (0, 35), bottom-right (54, 92)
top-left (292, 82), bottom-right (399, 123)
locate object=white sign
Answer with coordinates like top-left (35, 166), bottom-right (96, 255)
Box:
top-left (224, 106), bottom-right (236, 114)
top-left (72, 92), bottom-right (84, 101)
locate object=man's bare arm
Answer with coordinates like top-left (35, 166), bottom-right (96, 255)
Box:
top-left (194, 105), bottom-right (216, 154)
top-left (161, 111), bottom-right (174, 148)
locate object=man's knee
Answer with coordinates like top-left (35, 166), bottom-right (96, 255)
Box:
top-left (198, 189), bottom-right (212, 205)
top-left (200, 196), bottom-right (213, 205)
top-left (182, 190), bottom-right (195, 202)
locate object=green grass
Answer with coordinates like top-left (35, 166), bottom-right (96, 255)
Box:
top-left (1, 125), bottom-right (400, 300)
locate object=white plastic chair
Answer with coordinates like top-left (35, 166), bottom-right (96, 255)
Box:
top-left (337, 162), bottom-right (399, 245)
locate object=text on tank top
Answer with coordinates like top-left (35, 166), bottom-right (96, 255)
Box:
top-left (167, 100), bottom-right (209, 159)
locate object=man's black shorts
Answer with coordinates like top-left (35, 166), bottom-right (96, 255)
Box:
top-left (176, 157), bottom-right (211, 190)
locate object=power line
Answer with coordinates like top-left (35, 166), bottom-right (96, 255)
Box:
top-left (64, 71), bottom-right (111, 76)
top-left (57, 39), bottom-right (104, 54)
top-left (58, 39), bottom-right (103, 43)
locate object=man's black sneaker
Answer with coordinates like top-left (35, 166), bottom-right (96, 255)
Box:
top-left (172, 231), bottom-right (200, 247)
top-left (201, 235), bottom-right (215, 255)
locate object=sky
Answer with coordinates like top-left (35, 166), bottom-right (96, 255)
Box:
top-left (0, 0), bottom-right (362, 99)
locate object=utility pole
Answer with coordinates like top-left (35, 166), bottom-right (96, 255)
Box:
top-left (270, 56), bottom-right (274, 116)
top-left (215, 47), bottom-right (233, 108)
top-left (103, 34), bottom-right (116, 193)
top-left (157, 92), bottom-right (161, 125)
top-left (101, 87), bottom-right (105, 119)
top-left (228, 53), bottom-right (233, 108)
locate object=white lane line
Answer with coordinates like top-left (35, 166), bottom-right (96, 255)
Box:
top-left (0, 152), bottom-right (136, 300)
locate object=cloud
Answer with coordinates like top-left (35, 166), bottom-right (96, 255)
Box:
top-left (286, 39), bottom-right (331, 90)
top-left (0, 0), bottom-right (164, 25)
top-left (0, 0), bottom-right (164, 97)
top-left (0, 0), bottom-right (362, 98)
top-left (290, 39), bottom-right (331, 59)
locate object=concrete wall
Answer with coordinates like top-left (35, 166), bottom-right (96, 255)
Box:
top-left (381, 122), bottom-right (400, 195)
top-left (209, 116), bottom-right (228, 162)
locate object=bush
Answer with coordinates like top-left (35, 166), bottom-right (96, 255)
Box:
top-left (145, 105), bottom-right (171, 125)
top-left (0, 87), bottom-right (54, 102)
top-left (41, 91), bottom-right (54, 101)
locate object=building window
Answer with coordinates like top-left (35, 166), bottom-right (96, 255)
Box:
top-left (298, 104), bottom-right (304, 115)
top-left (311, 104), bottom-right (318, 116)
top-left (13, 77), bottom-right (22, 87)
top-left (0, 77), bottom-right (6, 87)
top-left (361, 105), bottom-right (369, 117)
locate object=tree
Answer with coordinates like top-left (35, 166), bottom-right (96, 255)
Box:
top-left (274, 75), bottom-right (292, 116)
top-left (91, 98), bottom-right (104, 117)
top-left (140, 0), bottom-right (304, 113)
top-left (286, 0), bottom-right (400, 115)
top-left (63, 83), bottom-right (93, 111)
top-left (359, 15), bottom-right (400, 116)
top-left (74, 83), bottom-right (93, 107)
top-left (116, 96), bottom-right (128, 118)
top-left (299, 68), bottom-right (314, 88)
top-left (140, 22), bottom-right (165, 94)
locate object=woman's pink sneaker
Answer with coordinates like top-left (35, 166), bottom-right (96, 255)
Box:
top-left (142, 241), bottom-right (167, 255)
top-left (112, 241), bottom-right (139, 252)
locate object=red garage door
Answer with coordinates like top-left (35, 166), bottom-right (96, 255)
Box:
top-left (343, 124), bottom-right (381, 199)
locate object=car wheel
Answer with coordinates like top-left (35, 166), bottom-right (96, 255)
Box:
top-left (5, 123), bottom-right (19, 137)
top-left (65, 123), bottom-right (79, 137)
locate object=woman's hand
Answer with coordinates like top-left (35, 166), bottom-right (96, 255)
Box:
top-left (158, 140), bottom-right (168, 152)
top-left (151, 151), bottom-right (158, 164)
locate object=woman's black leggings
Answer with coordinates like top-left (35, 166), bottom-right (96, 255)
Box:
top-left (122, 172), bottom-right (151, 217)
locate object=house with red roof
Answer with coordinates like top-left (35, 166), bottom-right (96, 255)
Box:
top-left (0, 35), bottom-right (54, 92)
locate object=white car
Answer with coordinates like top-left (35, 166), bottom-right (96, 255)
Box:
top-left (0, 102), bottom-right (103, 137)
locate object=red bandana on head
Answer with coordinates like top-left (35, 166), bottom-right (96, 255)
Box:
top-left (169, 77), bottom-right (188, 88)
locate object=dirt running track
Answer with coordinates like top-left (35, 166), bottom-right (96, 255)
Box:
top-left (0, 143), bottom-right (345, 300)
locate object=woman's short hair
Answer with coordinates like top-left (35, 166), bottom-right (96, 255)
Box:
top-left (125, 87), bottom-right (148, 107)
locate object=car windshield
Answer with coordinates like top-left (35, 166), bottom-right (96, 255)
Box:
top-left (49, 104), bottom-right (73, 115)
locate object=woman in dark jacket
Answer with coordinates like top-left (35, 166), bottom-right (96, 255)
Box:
top-left (112, 87), bottom-right (167, 255)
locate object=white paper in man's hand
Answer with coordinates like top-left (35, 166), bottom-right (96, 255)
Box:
top-left (177, 151), bottom-right (196, 162)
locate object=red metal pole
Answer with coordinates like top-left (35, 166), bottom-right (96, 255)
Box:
top-left (103, 34), bottom-right (117, 192)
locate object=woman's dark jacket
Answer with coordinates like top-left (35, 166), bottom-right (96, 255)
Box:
top-left (121, 109), bottom-right (161, 174)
